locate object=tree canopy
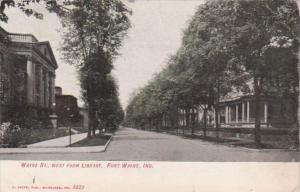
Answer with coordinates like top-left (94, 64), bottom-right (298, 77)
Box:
top-left (60, 0), bottom-right (131, 137)
top-left (124, 0), bottom-right (299, 144)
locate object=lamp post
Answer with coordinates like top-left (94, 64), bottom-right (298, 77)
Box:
top-left (66, 107), bottom-right (72, 147)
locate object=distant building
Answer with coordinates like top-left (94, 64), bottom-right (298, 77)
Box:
top-left (54, 87), bottom-right (81, 127)
top-left (0, 27), bottom-right (58, 123)
top-left (55, 86), bottom-right (62, 95)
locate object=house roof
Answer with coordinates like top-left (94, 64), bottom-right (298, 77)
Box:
top-left (55, 94), bottom-right (78, 100)
top-left (35, 41), bottom-right (58, 69)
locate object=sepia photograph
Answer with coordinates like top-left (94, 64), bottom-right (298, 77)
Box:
top-left (0, 0), bottom-right (299, 162)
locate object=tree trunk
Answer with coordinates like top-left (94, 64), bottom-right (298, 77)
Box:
top-left (215, 106), bottom-right (219, 139)
top-left (296, 0), bottom-right (300, 149)
top-left (87, 103), bottom-right (93, 138)
top-left (203, 108), bottom-right (207, 137)
top-left (151, 118), bottom-right (153, 131)
top-left (148, 117), bottom-right (151, 130)
top-left (254, 76), bottom-right (261, 145)
top-left (156, 116), bottom-right (159, 131)
top-left (92, 118), bottom-right (96, 136)
top-left (184, 108), bottom-right (190, 135)
top-left (177, 108), bottom-right (180, 135)
top-left (215, 82), bottom-right (220, 139)
top-left (0, 95), bottom-right (1, 124)
top-left (161, 113), bottom-right (164, 130)
top-left (191, 108), bottom-right (195, 135)
top-left (0, 59), bottom-right (2, 124)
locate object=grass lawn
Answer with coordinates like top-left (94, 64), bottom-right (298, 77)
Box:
top-left (71, 126), bottom-right (88, 133)
top-left (19, 128), bottom-right (73, 146)
top-left (183, 134), bottom-right (236, 143)
top-left (70, 135), bottom-right (111, 147)
top-left (232, 141), bottom-right (299, 150)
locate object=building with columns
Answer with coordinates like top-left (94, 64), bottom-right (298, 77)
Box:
top-left (0, 27), bottom-right (58, 123)
top-left (217, 94), bottom-right (296, 128)
top-left (175, 75), bottom-right (297, 130)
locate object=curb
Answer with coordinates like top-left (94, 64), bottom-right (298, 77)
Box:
top-left (0, 135), bottom-right (113, 154)
top-left (102, 134), bottom-right (113, 152)
top-left (227, 145), bottom-right (299, 152)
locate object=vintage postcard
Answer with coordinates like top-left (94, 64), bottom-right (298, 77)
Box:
top-left (0, 0), bottom-right (299, 191)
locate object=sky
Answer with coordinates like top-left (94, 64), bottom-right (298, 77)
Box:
top-left (1, 0), bottom-right (203, 108)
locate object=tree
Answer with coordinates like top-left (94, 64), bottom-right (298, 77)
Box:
top-left (0, 0), bottom-right (69, 22)
top-left (125, 0), bottom-right (299, 147)
top-left (60, 0), bottom-right (131, 137)
top-left (183, 0), bottom-right (298, 144)
top-left (179, 1), bottom-right (239, 137)
top-left (228, 0), bottom-right (299, 145)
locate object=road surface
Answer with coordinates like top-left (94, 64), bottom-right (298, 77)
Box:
top-left (0, 127), bottom-right (298, 161)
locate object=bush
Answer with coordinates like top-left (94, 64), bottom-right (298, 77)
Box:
top-left (0, 122), bottom-right (22, 147)
top-left (287, 129), bottom-right (299, 150)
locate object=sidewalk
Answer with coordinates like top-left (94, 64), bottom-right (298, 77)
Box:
top-left (0, 131), bottom-right (112, 154)
top-left (27, 133), bottom-right (87, 148)
top-left (0, 145), bottom-right (109, 154)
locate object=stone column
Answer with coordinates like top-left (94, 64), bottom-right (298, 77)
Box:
top-left (198, 106), bottom-right (202, 122)
top-left (32, 61), bottom-right (36, 105)
top-left (52, 74), bottom-right (56, 110)
top-left (44, 72), bottom-right (49, 108)
top-left (218, 110), bottom-right (220, 124)
top-left (236, 104), bottom-right (239, 123)
top-left (26, 57), bottom-right (33, 104)
top-left (213, 108), bottom-right (216, 125)
top-left (242, 102), bottom-right (245, 123)
top-left (39, 67), bottom-right (44, 107)
top-left (183, 109), bottom-right (186, 126)
top-left (247, 101), bottom-right (250, 123)
top-left (225, 106), bottom-right (228, 124)
top-left (228, 106), bottom-right (231, 123)
top-left (49, 73), bottom-right (55, 110)
top-left (180, 109), bottom-right (183, 126)
top-left (264, 102), bottom-right (268, 124)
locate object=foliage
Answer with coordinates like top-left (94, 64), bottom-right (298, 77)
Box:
top-left (0, 0), bottom-right (66, 22)
top-left (19, 127), bottom-right (72, 145)
top-left (70, 134), bottom-right (110, 147)
top-left (124, 0), bottom-right (299, 144)
top-left (60, 0), bottom-right (131, 66)
top-left (60, 0), bottom-right (130, 137)
top-left (0, 122), bottom-right (21, 147)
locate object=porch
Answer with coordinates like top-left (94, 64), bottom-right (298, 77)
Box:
top-left (217, 95), bottom-right (297, 128)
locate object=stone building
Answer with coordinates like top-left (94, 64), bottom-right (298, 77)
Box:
top-left (54, 87), bottom-right (81, 127)
top-left (0, 27), bottom-right (58, 124)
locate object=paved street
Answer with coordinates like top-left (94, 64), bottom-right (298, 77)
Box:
top-left (0, 127), bottom-right (298, 161)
